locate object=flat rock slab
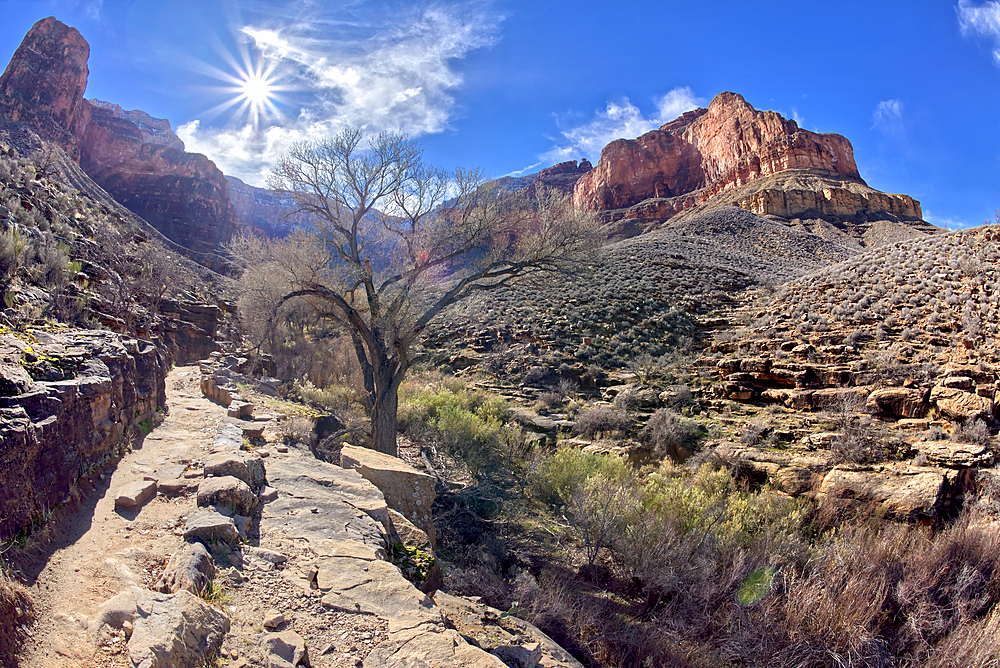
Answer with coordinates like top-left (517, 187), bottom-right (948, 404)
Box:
top-left (340, 444), bottom-right (437, 546)
top-left (115, 480), bottom-right (157, 509)
top-left (197, 475), bottom-right (258, 515)
top-left (913, 440), bottom-right (994, 468)
top-left (319, 557), bottom-right (441, 633)
top-left (212, 422), bottom-right (243, 450)
top-left (182, 508), bottom-right (239, 544)
top-left (365, 626), bottom-right (508, 668)
top-left (433, 592), bottom-right (584, 668)
top-left (261, 455), bottom-right (388, 551)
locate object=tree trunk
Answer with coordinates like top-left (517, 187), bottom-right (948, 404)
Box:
top-left (371, 380), bottom-right (400, 457)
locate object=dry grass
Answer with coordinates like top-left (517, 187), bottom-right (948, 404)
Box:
top-left (0, 566), bottom-right (34, 667)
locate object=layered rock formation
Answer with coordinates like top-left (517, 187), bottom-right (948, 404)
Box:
top-left (0, 17), bottom-right (237, 259)
top-left (89, 99), bottom-right (185, 151)
top-left (0, 329), bottom-right (169, 539)
top-left (81, 104), bottom-right (239, 255)
top-left (574, 92), bottom-right (924, 232)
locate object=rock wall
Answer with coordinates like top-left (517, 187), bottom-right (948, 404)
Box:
top-left (574, 92), bottom-right (923, 226)
top-left (80, 104), bottom-right (239, 256)
top-left (0, 329), bottom-right (169, 539)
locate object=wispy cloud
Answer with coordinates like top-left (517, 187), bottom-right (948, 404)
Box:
top-left (541, 86), bottom-right (704, 164)
top-left (871, 98), bottom-right (904, 135)
top-left (957, 0), bottom-right (1000, 64)
top-left (179, 1), bottom-right (501, 185)
top-left (924, 210), bottom-right (969, 230)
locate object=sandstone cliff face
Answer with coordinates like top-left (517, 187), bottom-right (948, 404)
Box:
top-left (574, 92), bottom-right (921, 227)
top-left (0, 330), bottom-right (169, 539)
top-left (88, 99), bottom-right (185, 151)
top-left (0, 17), bottom-right (237, 259)
top-left (81, 105), bottom-right (239, 255)
top-left (0, 17), bottom-right (91, 158)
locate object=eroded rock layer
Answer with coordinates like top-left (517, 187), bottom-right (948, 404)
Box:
top-left (0, 330), bottom-right (169, 539)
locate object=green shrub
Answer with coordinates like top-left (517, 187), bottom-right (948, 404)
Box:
top-left (534, 447), bottom-right (630, 509)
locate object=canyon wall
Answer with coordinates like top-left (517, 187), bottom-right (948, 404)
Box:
top-left (0, 330), bottom-right (170, 539)
top-left (0, 17), bottom-right (237, 259)
top-left (574, 92), bottom-right (922, 225)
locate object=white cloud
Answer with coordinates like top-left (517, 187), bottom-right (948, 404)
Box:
top-left (924, 210), bottom-right (969, 230)
top-left (872, 99), bottom-right (904, 134)
top-left (791, 107), bottom-right (805, 126)
top-left (957, 0), bottom-right (1000, 64)
top-left (542, 86), bottom-right (704, 164)
top-left (180, 2), bottom-right (501, 185)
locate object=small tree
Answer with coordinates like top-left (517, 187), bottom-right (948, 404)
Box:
top-left (234, 127), bottom-right (601, 456)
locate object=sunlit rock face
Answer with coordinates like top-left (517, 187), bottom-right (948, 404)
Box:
top-left (0, 16), bottom-right (92, 158)
top-left (573, 92), bottom-right (922, 225)
top-left (0, 16), bottom-right (237, 259)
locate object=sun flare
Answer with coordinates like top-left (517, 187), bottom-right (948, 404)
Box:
top-left (240, 73), bottom-right (273, 105)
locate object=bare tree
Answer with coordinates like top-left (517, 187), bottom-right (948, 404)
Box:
top-left (233, 127), bottom-right (601, 456)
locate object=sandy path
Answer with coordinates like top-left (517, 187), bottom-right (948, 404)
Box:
top-left (17, 366), bottom-right (226, 667)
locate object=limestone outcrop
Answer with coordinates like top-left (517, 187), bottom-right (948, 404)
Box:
top-left (0, 329), bottom-right (169, 539)
top-left (573, 92), bottom-right (924, 230)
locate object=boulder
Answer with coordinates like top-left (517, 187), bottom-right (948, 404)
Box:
top-left (816, 465), bottom-right (953, 520)
top-left (930, 385), bottom-right (995, 421)
top-left (182, 509), bottom-right (239, 544)
top-left (92, 586), bottom-right (229, 668)
top-left (115, 481), bottom-right (157, 509)
top-left (340, 445), bottom-right (437, 547)
top-left (866, 387), bottom-right (928, 419)
top-left (204, 450), bottom-right (265, 489)
top-left (261, 630), bottom-right (309, 668)
top-left (197, 476), bottom-right (258, 515)
top-left (154, 542), bottom-right (215, 595)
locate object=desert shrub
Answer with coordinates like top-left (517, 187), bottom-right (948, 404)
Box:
top-left (574, 405), bottom-right (630, 438)
top-left (277, 416), bottom-right (314, 445)
top-left (741, 419), bottom-right (771, 446)
top-left (638, 409), bottom-right (703, 461)
top-left (0, 566), bottom-right (33, 666)
top-left (535, 391), bottom-right (564, 411)
top-left (399, 375), bottom-right (519, 480)
top-left (534, 447), bottom-right (629, 510)
top-left (952, 419), bottom-right (991, 447)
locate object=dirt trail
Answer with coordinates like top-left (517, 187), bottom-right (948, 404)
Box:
top-left (17, 366), bottom-right (226, 667)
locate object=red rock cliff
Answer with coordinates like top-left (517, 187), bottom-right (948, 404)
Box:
top-left (81, 104), bottom-right (238, 256)
top-left (0, 17), bottom-right (91, 158)
top-left (574, 92), bottom-right (862, 213)
top-left (0, 17), bottom-right (237, 258)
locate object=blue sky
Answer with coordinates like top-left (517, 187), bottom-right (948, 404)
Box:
top-left (0, 0), bottom-right (998, 228)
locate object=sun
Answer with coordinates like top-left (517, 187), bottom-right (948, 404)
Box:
top-left (193, 43), bottom-right (289, 132)
top-left (240, 72), bottom-right (273, 105)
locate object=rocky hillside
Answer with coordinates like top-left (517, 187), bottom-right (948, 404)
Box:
top-left (573, 92), bottom-right (929, 239)
top-left (693, 224), bottom-right (1000, 521)
top-left (429, 206), bottom-right (865, 375)
top-left (0, 17), bottom-right (238, 263)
